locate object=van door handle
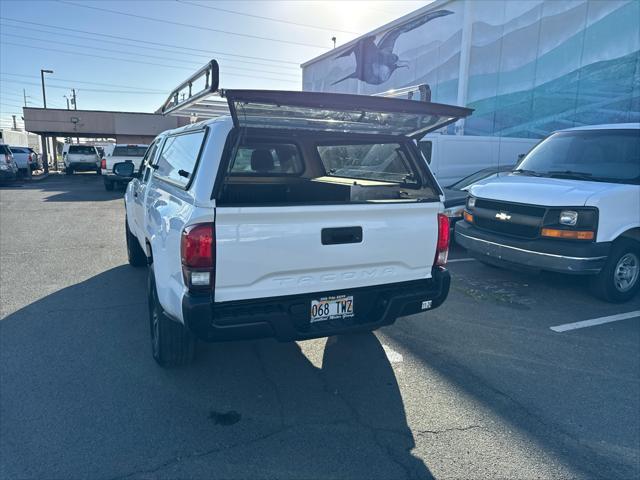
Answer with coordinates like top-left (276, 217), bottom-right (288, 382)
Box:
top-left (321, 227), bottom-right (363, 245)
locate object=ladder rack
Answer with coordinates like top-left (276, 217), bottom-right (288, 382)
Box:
top-left (160, 60), bottom-right (229, 119)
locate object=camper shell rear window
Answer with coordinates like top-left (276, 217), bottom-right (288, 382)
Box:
top-left (216, 129), bottom-right (439, 206)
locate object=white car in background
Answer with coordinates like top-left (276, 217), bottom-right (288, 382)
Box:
top-left (101, 144), bottom-right (148, 190)
top-left (63, 145), bottom-right (101, 175)
top-left (6, 146), bottom-right (32, 176)
top-left (0, 144), bottom-right (19, 182)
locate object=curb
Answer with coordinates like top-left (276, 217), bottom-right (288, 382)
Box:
top-left (27, 173), bottom-right (50, 182)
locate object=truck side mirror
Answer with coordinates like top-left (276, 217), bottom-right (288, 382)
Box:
top-left (113, 161), bottom-right (135, 178)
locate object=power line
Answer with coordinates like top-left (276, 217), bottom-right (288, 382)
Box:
top-left (56, 0), bottom-right (328, 49)
top-left (0, 102), bottom-right (25, 109)
top-left (175, 0), bottom-right (361, 35)
top-left (1, 72), bottom-right (166, 93)
top-left (0, 34), bottom-right (300, 79)
top-left (1, 78), bottom-right (166, 94)
top-left (1, 17), bottom-right (301, 66)
top-left (0, 22), bottom-right (299, 72)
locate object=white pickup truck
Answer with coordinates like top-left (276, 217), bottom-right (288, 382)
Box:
top-left (101, 144), bottom-right (148, 190)
top-left (456, 123), bottom-right (640, 303)
top-left (116, 86), bottom-right (471, 367)
top-left (63, 144), bottom-right (100, 175)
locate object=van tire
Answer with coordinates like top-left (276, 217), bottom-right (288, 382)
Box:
top-left (148, 265), bottom-right (196, 367)
top-left (104, 180), bottom-right (114, 191)
top-left (590, 239), bottom-right (640, 303)
top-left (126, 217), bottom-right (147, 267)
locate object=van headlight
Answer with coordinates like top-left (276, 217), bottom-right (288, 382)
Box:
top-left (467, 196), bottom-right (476, 209)
top-left (559, 210), bottom-right (578, 226)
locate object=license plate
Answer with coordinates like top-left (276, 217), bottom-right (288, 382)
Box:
top-left (310, 295), bottom-right (354, 323)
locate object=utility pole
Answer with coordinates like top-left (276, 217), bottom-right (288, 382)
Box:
top-left (23, 89), bottom-right (28, 107)
top-left (331, 36), bottom-right (337, 48)
top-left (72, 89), bottom-right (77, 110)
top-left (40, 69), bottom-right (53, 108)
top-left (64, 95), bottom-right (70, 110)
top-left (11, 115), bottom-right (17, 130)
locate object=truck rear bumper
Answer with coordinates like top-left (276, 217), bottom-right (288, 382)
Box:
top-left (455, 221), bottom-right (609, 274)
top-left (182, 268), bottom-right (450, 342)
top-left (67, 162), bottom-right (98, 171)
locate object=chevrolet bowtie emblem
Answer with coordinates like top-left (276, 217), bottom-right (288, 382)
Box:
top-left (495, 212), bottom-right (512, 221)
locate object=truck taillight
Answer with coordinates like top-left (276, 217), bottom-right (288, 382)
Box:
top-left (181, 223), bottom-right (215, 292)
top-left (434, 213), bottom-right (450, 267)
top-left (100, 158), bottom-right (106, 169)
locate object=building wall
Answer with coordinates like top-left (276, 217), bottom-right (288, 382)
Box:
top-left (23, 108), bottom-right (189, 138)
top-left (302, 0), bottom-right (640, 138)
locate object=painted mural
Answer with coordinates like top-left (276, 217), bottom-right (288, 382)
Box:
top-left (302, 0), bottom-right (640, 139)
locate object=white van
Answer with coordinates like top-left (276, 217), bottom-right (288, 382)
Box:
top-left (456, 123), bottom-right (640, 303)
top-left (419, 134), bottom-right (539, 186)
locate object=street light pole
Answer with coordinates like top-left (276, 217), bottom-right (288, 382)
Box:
top-left (40, 69), bottom-right (53, 173)
top-left (40, 69), bottom-right (53, 108)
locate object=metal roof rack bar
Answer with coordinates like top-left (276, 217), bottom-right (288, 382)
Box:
top-left (373, 83), bottom-right (432, 102)
top-left (160, 60), bottom-right (225, 117)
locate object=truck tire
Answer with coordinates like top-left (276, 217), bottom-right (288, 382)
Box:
top-left (65, 167), bottom-right (73, 175)
top-left (125, 217), bottom-right (147, 267)
top-left (148, 265), bottom-right (196, 367)
top-left (590, 239), bottom-right (640, 303)
top-left (104, 179), bottom-right (114, 191)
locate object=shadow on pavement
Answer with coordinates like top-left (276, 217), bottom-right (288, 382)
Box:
top-left (382, 260), bottom-right (640, 479)
top-left (0, 173), bottom-right (126, 202)
top-left (0, 266), bottom-right (432, 479)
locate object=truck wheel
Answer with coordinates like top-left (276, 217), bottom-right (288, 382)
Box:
top-left (65, 167), bottom-right (73, 175)
top-left (125, 217), bottom-right (147, 267)
top-left (148, 265), bottom-right (196, 367)
top-left (590, 240), bottom-right (640, 303)
top-left (104, 180), bottom-right (114, 191)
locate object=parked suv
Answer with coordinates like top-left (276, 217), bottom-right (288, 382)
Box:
top-left (63, 145), bottom-right (100, 174)
top-left (8, 146), bottom-right (34, 176)
top-left (117, 89), bottom-right (471, 366)
top-left (101, 144), bottom-right (148, 190)
top-left (0, 144), bottom-right (19, 182)
top-left (456, 123), bottom-right (640, 302)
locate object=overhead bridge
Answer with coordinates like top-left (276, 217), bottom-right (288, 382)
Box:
top-left (23, 107), bottom-right (189, 144)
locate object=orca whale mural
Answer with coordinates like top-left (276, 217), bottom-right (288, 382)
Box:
top-left (304, 0), bottom-right (639, 139)
top-left (331, 10), bottom-right (454, 86)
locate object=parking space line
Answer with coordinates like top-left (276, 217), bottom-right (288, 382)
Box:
top-left (448, 258), bottom-right (476, 263)
top-left (550, 311), bottom-right (640, 333)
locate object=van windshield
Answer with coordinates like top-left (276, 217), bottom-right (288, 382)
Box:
top-left (516, 129), bottom-right (640, 184)
top-left (317, 142), bottom-right (418, 185)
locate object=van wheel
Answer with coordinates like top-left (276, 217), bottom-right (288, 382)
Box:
top-left (104, 180), bottom-right (114, 191)
top-left (65, 167), bottom-right (73, 175)
top-left (148, 266), bottom-right (196, 367)
top-left (125, 217), bottom-right (147, 267)
top-left (590, 240), bottom-right (640, 303)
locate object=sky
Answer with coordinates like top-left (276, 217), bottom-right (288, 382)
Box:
top-left (0, 0), bottom-right (430, 131)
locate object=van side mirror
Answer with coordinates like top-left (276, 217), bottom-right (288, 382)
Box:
top-left (113, 161), bottom-right (135, 178)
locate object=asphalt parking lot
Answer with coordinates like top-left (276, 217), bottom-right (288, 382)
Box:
top-left (1, 174), bottom-right (639, 480)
